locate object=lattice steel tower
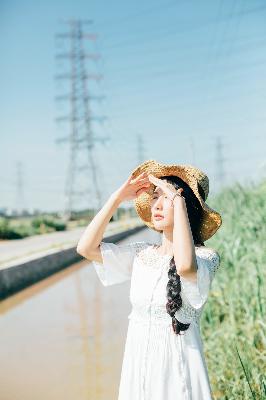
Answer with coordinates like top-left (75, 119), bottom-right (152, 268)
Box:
top-left (55, 18), bottom-right (109, 219)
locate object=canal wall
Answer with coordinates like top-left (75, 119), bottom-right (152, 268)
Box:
top-left (0, 225), bottom-right (146, 301)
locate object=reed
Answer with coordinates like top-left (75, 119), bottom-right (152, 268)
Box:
top-left (201, 179), bottom-right (266, 399)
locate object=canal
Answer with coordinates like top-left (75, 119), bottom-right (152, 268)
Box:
top-left (0, 228), bottom-right (160, 400)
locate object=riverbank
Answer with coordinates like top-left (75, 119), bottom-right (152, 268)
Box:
top-left (0, 218), bottom-right (145, 300)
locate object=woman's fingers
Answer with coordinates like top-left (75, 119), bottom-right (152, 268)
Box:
top-left (136, 186), bottom-right (151, 196)
top-left (130, 172), bottom-right (147, 183)
top-left (127, 174), bottom-right (134, 183)
top-left (136, 176), bottom-right (150, 184)
top-left (148, 174), bottom-right (160, 184)
top-left (132, 175), bottom-right (150, 185)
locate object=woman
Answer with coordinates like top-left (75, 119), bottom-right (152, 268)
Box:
top-left (76, 159), bottom-right (222, 400)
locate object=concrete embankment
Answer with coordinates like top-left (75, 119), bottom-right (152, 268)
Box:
top-left (0, 220), bottom-right (146, 301)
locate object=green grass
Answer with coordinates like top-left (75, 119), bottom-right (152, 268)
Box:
top-left (201, 179), bottom-right (266, 399)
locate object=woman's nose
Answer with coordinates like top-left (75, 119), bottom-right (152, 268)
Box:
top-left (154, 197), bottom-right (164, 208)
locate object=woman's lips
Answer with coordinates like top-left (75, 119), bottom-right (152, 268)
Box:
top-left (154, 216), bottom-right (164, 220)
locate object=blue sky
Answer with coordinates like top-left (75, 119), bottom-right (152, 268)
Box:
top-left (1, 0), bottom-right (266, 212)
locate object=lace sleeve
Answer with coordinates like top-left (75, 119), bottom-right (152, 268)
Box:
top-left (179, 247), bottom-right (220, 310)
top-left (91, 240), bottom-right (148, 286)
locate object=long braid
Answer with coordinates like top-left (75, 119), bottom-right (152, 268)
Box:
top-left (166, 256), bottom-right (190, 335)
top-left (156, 175), bottom-right (205, 335)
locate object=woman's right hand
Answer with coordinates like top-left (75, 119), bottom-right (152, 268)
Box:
top-left (114, 172), bottom-right (152, 202)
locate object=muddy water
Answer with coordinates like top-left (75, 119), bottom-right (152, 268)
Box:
top-left (0, 229), bottom-right (159, 400)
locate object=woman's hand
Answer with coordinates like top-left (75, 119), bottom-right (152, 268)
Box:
top-left (114, 172), bottom-right (152, 202)
top-left (148, 174), bottom-right (184, 203)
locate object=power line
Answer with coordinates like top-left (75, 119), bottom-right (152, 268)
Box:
top-left (94, 0), bottom-right (183, 30)
top-left (98, 3), bottom-right (266, 51)
top-left (107, 83), bottom-right (266, 121)
top-left (102, 34), bottom-right (266, 76)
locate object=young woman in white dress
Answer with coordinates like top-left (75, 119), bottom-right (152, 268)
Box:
top-left (77, 159), bottom-right (222, 400)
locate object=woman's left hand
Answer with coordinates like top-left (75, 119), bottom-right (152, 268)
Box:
top-left (148, 174), bottom-right (184, 203)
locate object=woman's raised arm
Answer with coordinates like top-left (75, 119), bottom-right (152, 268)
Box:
top-left (76, 171), bottom-right (151, 261)
top-left (76, 192), bottom-right (122, 261)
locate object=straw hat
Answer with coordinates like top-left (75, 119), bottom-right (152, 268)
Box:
top-left (131, 159), bottom-right (222, 242)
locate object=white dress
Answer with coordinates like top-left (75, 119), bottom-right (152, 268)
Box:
top-left (91, 241), bottom-right (220, 400)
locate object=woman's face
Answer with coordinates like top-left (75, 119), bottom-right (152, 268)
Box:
top-left (150, 185), bottom-right (174, 231)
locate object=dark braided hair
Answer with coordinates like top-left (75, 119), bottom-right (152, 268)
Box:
top-left (156, 175), bottom-right (206, 335)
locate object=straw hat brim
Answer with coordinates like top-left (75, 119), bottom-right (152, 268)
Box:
top-left (131, 159), bottom-right (222, 242)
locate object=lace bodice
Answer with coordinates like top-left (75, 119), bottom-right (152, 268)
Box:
top-left (91, 241), bottom-right (221, 328)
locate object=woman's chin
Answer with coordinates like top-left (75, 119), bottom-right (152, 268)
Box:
top-left (153, 219), bottom-right (166, 226)
top-left (153, 219), bottom-right (172, 230)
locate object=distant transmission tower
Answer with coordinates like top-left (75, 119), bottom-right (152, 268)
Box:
top-left (215, 135), bottom-right (226, 190)
top-left (188, 136), bottom-right (196, 166)
top-left (15, 161), bottom-right (26, 214)
top-left (54, 18), bottom-right (109, 220)
top-left (137, 134), bottom-right (146, 165)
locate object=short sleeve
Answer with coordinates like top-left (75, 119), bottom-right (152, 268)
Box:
top-left (179, 247), bottom-right (220, 309)
top-left (91, 241), bottom-right (147, 287)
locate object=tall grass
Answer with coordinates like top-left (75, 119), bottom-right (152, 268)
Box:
top-left (201, 178), bottom-right (266, 399)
